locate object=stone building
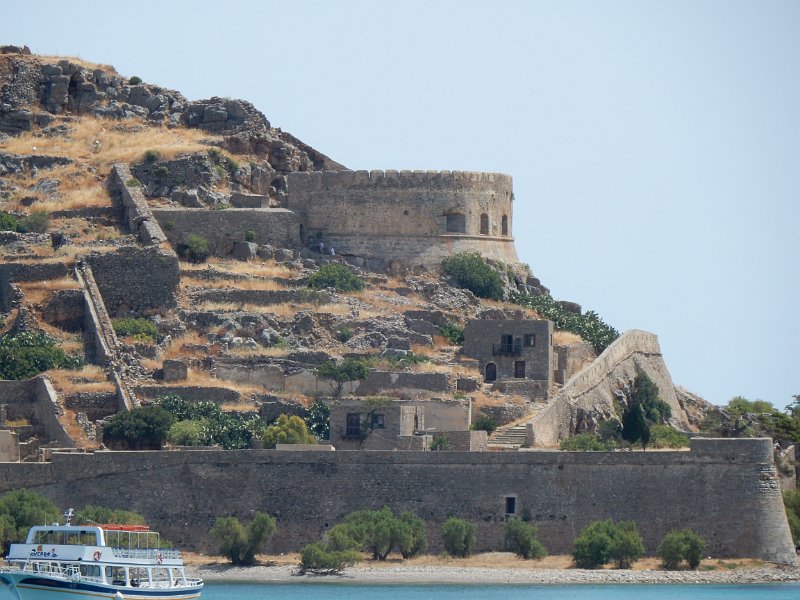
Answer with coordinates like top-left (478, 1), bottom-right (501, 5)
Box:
top-left (329, 398), bottom-right (481, 451)
top-left (462, 319), bottom-right (554, 400)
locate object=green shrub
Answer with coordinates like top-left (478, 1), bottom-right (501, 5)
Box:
top-left (505, 518), bottom-right (547, 560)
top-left (154, 165), bottom-right (169, 178)
top-left (470, 414), bottom-right (498, 435)
top-left (441, 517), bottom-right (476, 557)
top-left (167, 419), bottom-right (209, 446)
top-left (128, 76), bottom-right (142, 85)
top-left (560, 433), bottom-right (613, 451)
top-left (244, 229), bottom-right (256, 243)
top-left (17, 211), bottom-right (49, 234)
top-left (0, 330), bottom-right (83, 380)
top-left (0, 211), bottom-right (20, 232)
top-left (210, 512), bottom-right (276, 566)
top-left (430, 434), bottom-right (450, 451)
top-left (307, 263), bottom-right (364, 292)
top-left (784, 490), bottom-right (800, 546)
top-left (330, 507), bottom-right (427, 561)
top-left (126, 177), bottom-right (142, 187)
top-left (573, 519), bottom-right (643, 569)
top-left (438, 322), bottom-right (464, 345)
top-left (263, 414), bottom-right (316, 448)
top-left (317, 358), bottom-right (371, 395)
top-left (441, 252), bottom-right (504, 300)
top-left (0, 489), bottom-right (60, 549)
top-left (143, 149), bottom-right (160, 163)
top-left (75, 505), bottom-right (146, 527)
top-left (336, 327), bottom-right (353, 342)
top-left (177, 234), bottom-right (210, 263)
top-left (649, 425), bottom-right (690, 449)
top-left (299, 542), bottom-right (361, 574)
top-left (657, 529), bottom-right (705, 569)
top-left (111, 317), bottom-right (158, 343)
top-left (102, 406), bottom-right (174, 450)
top-left (305, 399), bottom-right (330, 440)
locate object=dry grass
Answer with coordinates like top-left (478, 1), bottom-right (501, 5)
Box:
top-left (163, 332), bottom-right (214, 359)
top-left (181, 277), bottom-right (288, 291)
top-left (0, 115), bottom-right (218, 168)
top-left (219, 403), bottom-right (259, 412)
top-left (38, 55), bottom-right (115, 72)
top-left (553, 330), bottom-right (585, 345)
top-left (161, 368), bottom-right (262, 396)
top-left (46, 366), bottom-right (115, 395)
top-left (194, 259), bottom-right (295, 279)
top-left (224, 345), bottom-right (290, 358)
top-left (18, 277), bottom-right (80, 305)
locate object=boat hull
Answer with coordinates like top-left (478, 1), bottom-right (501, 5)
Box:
top-left (0, 573), bottom-right (202, 600)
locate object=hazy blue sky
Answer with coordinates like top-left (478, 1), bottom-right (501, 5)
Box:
top-left (3, 1), bottom-right (798, 407)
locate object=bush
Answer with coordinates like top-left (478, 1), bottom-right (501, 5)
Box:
top-left (17, 211), bottom-right (49, 234)
top-left (573, 519), bottom-right (643, 569)
top-left (143, 149), bottom-right (160, 162)
top-left (244, 229), bottom-right (256, 243)
top-left (154, 165), bottom-right (170, 178)
top-left (441, 517), bottom-right (476, 557)
top-left (0, 330), bottom-right (84, 380)
top-left (649, 425), bottom-right (690, 449)
top-left (0, 489), bottom-right (60, 550)
top-left (111, 317), bottom-right (158, 343)
top-left (262, 414), bottom-right (316, 448)
top-left (102, 406), bottom-right (174, 450)
top-left (75, 505), bottom-right (146, 527)
top-left (331, 507), bottom-right (427, 561)
top-left (657, 529), bottom-right (705, 569)
top-left (441, 252), bottom-right (504, 300)
top-left (210, 512), bottom-right (276, 566)
top-left (0, 211), bottom-right (19, 232)
top-left (167, 420), bottom-right (208, 446)
top-left (505, 518), bottom-right (547, 560)
top-left (439, 322), bottom-right (464, 345)
top-left (128, 75), bottom-right (142, 85)
top-left (316, 358), bottom-right (371, 395)
top-left (560, 433), bottom-right (613, 451)
top-left (177, 234), bottom-right (210, 263)
top-left (299, 542), bottom-right (361, 574)
top-left (336, 327), bottom-right (353, 342)
top-left (306, 399), bottom-right (330, 440)
top-left (307, 263), bottom-right (364, 292)
top-left (470, 414), bottom-right (498, 435)
top-left (126, 177), bottom-right (142, 187)
top-left (430, 434), bottom-right (450, 451)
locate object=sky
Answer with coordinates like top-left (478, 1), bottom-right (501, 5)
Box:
top-left (3, 1), bottom-right (798, 408)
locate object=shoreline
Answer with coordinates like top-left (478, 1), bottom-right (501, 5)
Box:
top-left (187, 563), bottom-right (800, 586)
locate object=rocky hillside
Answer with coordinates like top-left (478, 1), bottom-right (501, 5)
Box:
top-left (0, 46), bottom-right (713, 456)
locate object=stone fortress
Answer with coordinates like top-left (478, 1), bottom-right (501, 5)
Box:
top-left (0, 45), bottom-right (796, 564)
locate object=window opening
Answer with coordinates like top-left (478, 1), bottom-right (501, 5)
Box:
top-left (480, 213), bottom-right (489, 235)
top-left (514, 361), bottom-right (526, 379)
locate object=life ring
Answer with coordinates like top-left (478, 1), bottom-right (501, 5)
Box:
top-left (157, 552), bottom-right (163, 565)
top-left (93, 550), bottom-right (101, 561)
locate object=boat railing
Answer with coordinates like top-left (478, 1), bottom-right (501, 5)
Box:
top-left (110, 547), bottom-right (181, 560)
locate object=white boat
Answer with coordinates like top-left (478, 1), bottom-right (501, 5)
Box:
top-left (0, 509), bottom-right (202, 600)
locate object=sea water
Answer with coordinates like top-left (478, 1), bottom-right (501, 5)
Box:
top-left (202, 582), bottom-right (800, 600)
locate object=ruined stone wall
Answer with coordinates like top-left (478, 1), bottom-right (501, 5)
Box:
top-left (462, 319), bottom-right (553, 383)
top-left (84, 246), bottom-right (179, 316)
top-left (0, 377), bottom-right (74, 449)
top-left (152, 208), bottom-right (300, 256)
top-left (0, 262), bottom-right (70, 311)
top-left (531, 330), bottom-right (690, 446)
top-left (0, 438), bottom-right (794, 564)
top-left (286, 170), bottom-right (518, 269)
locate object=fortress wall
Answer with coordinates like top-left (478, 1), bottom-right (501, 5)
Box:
top-left (0, 438), bottom-right (794, 564)
top-left (287, 170), bottom-right (513, 237)
top-left (531, 330), bottom-right (689, 446)
top-left (152, 208), bottom-right (300, 256)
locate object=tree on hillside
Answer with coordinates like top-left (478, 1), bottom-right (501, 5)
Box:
top-left (262, 414), bottom-right (316, 449)
top-left (102, 406), bottom-right (174, 450)
top-left (210, 512), bottom-right (276, 566)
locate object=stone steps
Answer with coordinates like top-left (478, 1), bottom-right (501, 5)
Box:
top-left (488, 423), bottom-right (529, 449)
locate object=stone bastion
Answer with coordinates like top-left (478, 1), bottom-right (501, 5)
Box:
top-left (286, 170), bottom-right (519, 269)
top-left (0, 438), bottom-right (794, 564)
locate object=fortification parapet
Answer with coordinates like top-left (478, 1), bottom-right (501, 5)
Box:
top-left (690, 437), bottom-right (774, 462)
top-left (286, 170), bottom-right (518, 269)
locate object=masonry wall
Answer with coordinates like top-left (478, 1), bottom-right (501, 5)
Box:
top-left (462, 319), bottom-right (553, 383)
top-left (0, 438), bottom-right (793, 564)
top-left (286, 170), bottom-right (519, 268)
top-left (152, 208), bottom-right (300, 256)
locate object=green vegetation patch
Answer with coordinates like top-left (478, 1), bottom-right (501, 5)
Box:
top-left (573, 519), bottom-right (643, 569)
top-left (210, 512), bottom-right (276, 566)
top-left (441, 251), bottom-right (504, 300)
top-left (0, 330), bottom-right (84, 380)
top-left (111, 317), bottom-right (158, 343)
top-left (307, 263), bottom-right (364, 292)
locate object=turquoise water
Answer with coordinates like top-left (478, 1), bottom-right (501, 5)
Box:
top-left (202, 582), bottom-right (800, 599)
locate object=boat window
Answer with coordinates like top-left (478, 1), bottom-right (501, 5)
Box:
top-left (107, 565), bottom-right (127, 585)
top-left (80, 564), bottom-right (101, 578)
top-left (129, 566), bottom-right (148, 587)
top-left (152, 567), bottom-right (170, 586)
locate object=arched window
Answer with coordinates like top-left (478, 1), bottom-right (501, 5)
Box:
top-left (480, 213), bottom-right (489, 235)
top-left (501, 215), bottom-right (508, 236)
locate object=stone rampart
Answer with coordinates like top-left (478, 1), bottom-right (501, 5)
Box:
top-left (530, 330), bottom-right (690, 446)
top-left (108, 164), bottom-right (167, 245)
top-left (0, 438), bottom-right (793, 564)
top-left (152, 208), bottom-right (300, 257)
top-left (286, 170), bottom-right (518, 269)
top-left (0, 377), bottom-right (74, 449)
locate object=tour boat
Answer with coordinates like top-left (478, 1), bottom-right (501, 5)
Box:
top-left (0, 509), bottom-right (202, 599)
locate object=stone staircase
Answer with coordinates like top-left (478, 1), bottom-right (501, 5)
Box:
top-left (488, 422), bottom-right (529, 450)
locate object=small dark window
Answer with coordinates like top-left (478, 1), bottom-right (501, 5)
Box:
top-left (371, 413), bottom-right (385, 429)
top-left (524, 334), bottom-right (535, 347)
top-left (514, 361), bottom-right (526, 379)
top-left (480, 213), bottom-right (489, 235)
top-left (505, 496), bottom-right (516, 515)
top-left (346, 413), bottom-right (361, 437)
top-left (501, 215), bottom-right (508, 236)
top-left (485, 362), bottom-right (497, 382)
top-left (446, 213), bottom-right (466, 233)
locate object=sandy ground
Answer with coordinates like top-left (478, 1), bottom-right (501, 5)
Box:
top-left (183, 552), bottom-right (800, 585)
